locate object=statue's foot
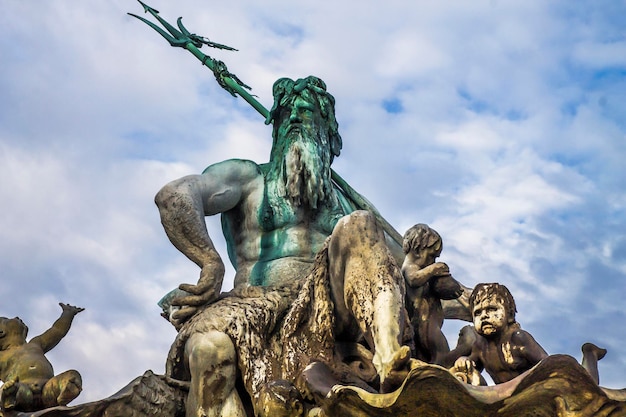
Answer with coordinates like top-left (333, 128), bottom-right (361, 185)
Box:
top-left (57, 375), bottom-right (82, 406)
top-left (582, 343), bottom-right (607, 361)
top-left (379, 346), bottom-right (413, 393)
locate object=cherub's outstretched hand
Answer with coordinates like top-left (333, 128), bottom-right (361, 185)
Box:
top-left (59, 303), bottom-right (85, 315)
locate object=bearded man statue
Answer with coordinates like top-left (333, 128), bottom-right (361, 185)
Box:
top-left (155, 76), bottom-right (413, 417)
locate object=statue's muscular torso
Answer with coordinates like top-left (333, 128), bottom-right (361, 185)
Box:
top-left (472, 327), bottom-right (547, 384)
top-left (215, 160), bottom-right (347, 288)
top-left (0, 343), bottom-right (53, 390)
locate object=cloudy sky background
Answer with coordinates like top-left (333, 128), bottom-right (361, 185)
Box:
top-left (1, 0), bottom-right (625, 402)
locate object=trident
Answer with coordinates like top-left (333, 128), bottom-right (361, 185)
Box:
top-left (128, 1), bottom-right (403, 246)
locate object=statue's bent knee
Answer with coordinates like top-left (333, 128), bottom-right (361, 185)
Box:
top-left (340, 210), bottom-right (377, 229)
top-left (333, 211), bottom-right (382, 244)
top-left (154, 183), bottom-right (175, 209)
top-left (184, 331), bottom-right (242, 416)
top-left (186, 331), bottom-right (236, 371)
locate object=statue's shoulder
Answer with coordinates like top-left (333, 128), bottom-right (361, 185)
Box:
top-left (202, 158), bottom-right (264, 181)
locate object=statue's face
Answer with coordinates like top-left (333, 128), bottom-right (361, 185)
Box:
top-left (268, 90), bottom-right (334, 210)
top-left (0, 317), bottom-right (28, 346)
top-left (276, 94), bottom-right (324, 143)
top-left (472, 296), bottom-right (507, 337)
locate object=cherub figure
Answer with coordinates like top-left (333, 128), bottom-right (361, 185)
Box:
top-left (0, 303), bottom-right (84, 411)
top-left (452, 283), bottom-right (609, 387)
top-left (452, 283), bottom-right (548, 384)
top-left (401, 224), bottom-right (470, 367)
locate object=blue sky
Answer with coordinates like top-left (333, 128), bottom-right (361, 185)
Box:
top-left (1, 0), bottom-right (625, 402)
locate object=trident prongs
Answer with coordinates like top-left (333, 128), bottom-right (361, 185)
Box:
top-left (127, 2), bottom-right (404, 245)
top-left (128, 0), bottom-right (237, 51)
top-left (176, 17), bottom-right (238, 51)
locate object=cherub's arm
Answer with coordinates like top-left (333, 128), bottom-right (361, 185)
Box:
top-left (30, 303), bottom-right (84, 353)
top-left (513, 330), bottom-right (549, 366)
top-left (403, 261), bottom-right (450, 287)
top-left (468, 345), bottom-right (486, 373)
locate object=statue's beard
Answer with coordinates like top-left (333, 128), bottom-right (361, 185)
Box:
top-left (276, 126), bottom-right (333, 209)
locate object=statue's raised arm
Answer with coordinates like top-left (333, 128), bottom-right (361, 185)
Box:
top-left (30, 303), bottom-right (84, 353)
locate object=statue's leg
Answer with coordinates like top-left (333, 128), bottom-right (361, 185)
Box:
top-left (429, 327), bottom-right (453, 367)
top-left (185, 331), bottom-right (245, 417)
top-left (41, 370), bottom-right (82, 407)
top-left (1, 379), bottom-right (32, 410)
top-left (328, 210), bottom-right (411, 391)
top-left (581, 342), bottom-right (607, 385)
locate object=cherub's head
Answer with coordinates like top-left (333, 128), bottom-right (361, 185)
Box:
top-left (469, 283), bottom-right (517, 337)
top-left (402, 224), bottom-right (442, 268)
top-left (0, 317), bottom-right (29, 349)
top-left (257, 380), bottom-right (304, 417)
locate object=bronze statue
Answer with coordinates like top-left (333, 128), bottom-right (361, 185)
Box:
top-left (0, 303), bottom-right (83, 412)
top-left (117, 5), bottom-right (626, 415)
top-left (451, 283), bottom-right (549, 384)
top-left (452, 283), bottom-right (608, 387)
top-left (582, 342), bottom-right (608, 385)
top-left (156, 76), bottom-right (416, 417)
top-left (257, 380), bottom-right (305, 417)
top-left (401, 224), bottom-right (473, 367)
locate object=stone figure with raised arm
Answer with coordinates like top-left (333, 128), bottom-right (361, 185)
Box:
top-left (0, 303), bottom-right (84, 412)
top-left (156, 76), bottom-right (415, 417)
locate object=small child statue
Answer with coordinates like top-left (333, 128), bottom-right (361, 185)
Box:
top-left (452, 283), bottom-right (607, 386)
top-left (402, 224), bottom-right (470, 367)
top-left (451, 283), bottom-right (548, 384)
top-left (0, 303), bottom-right (84, 411)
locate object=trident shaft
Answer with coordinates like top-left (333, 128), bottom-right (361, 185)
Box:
top-left (128, 1), bottom-right (403, 246)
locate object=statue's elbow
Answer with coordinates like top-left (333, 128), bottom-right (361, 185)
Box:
top-left (155, 181), bottom-right (182, 211)
top-left (155, 176), bottom-right (209, 221)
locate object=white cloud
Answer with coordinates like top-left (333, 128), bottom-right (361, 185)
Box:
top-left (573, 41), bottom-right (626, 68)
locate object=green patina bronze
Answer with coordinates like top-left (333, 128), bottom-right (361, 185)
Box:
top-left (128, 1), bottom-right (403, 247)
top-left (128, 1), bottom-right (266, 118)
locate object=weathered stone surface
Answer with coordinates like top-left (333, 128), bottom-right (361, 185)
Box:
top-left (314, 355), bottom-right (626, 417)
top-left (7, 356), bottom-right (625, 417)
top-left (1, 371), bottom-right (185, 417)
top-left (0, 304), bottom-right (84, 413)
